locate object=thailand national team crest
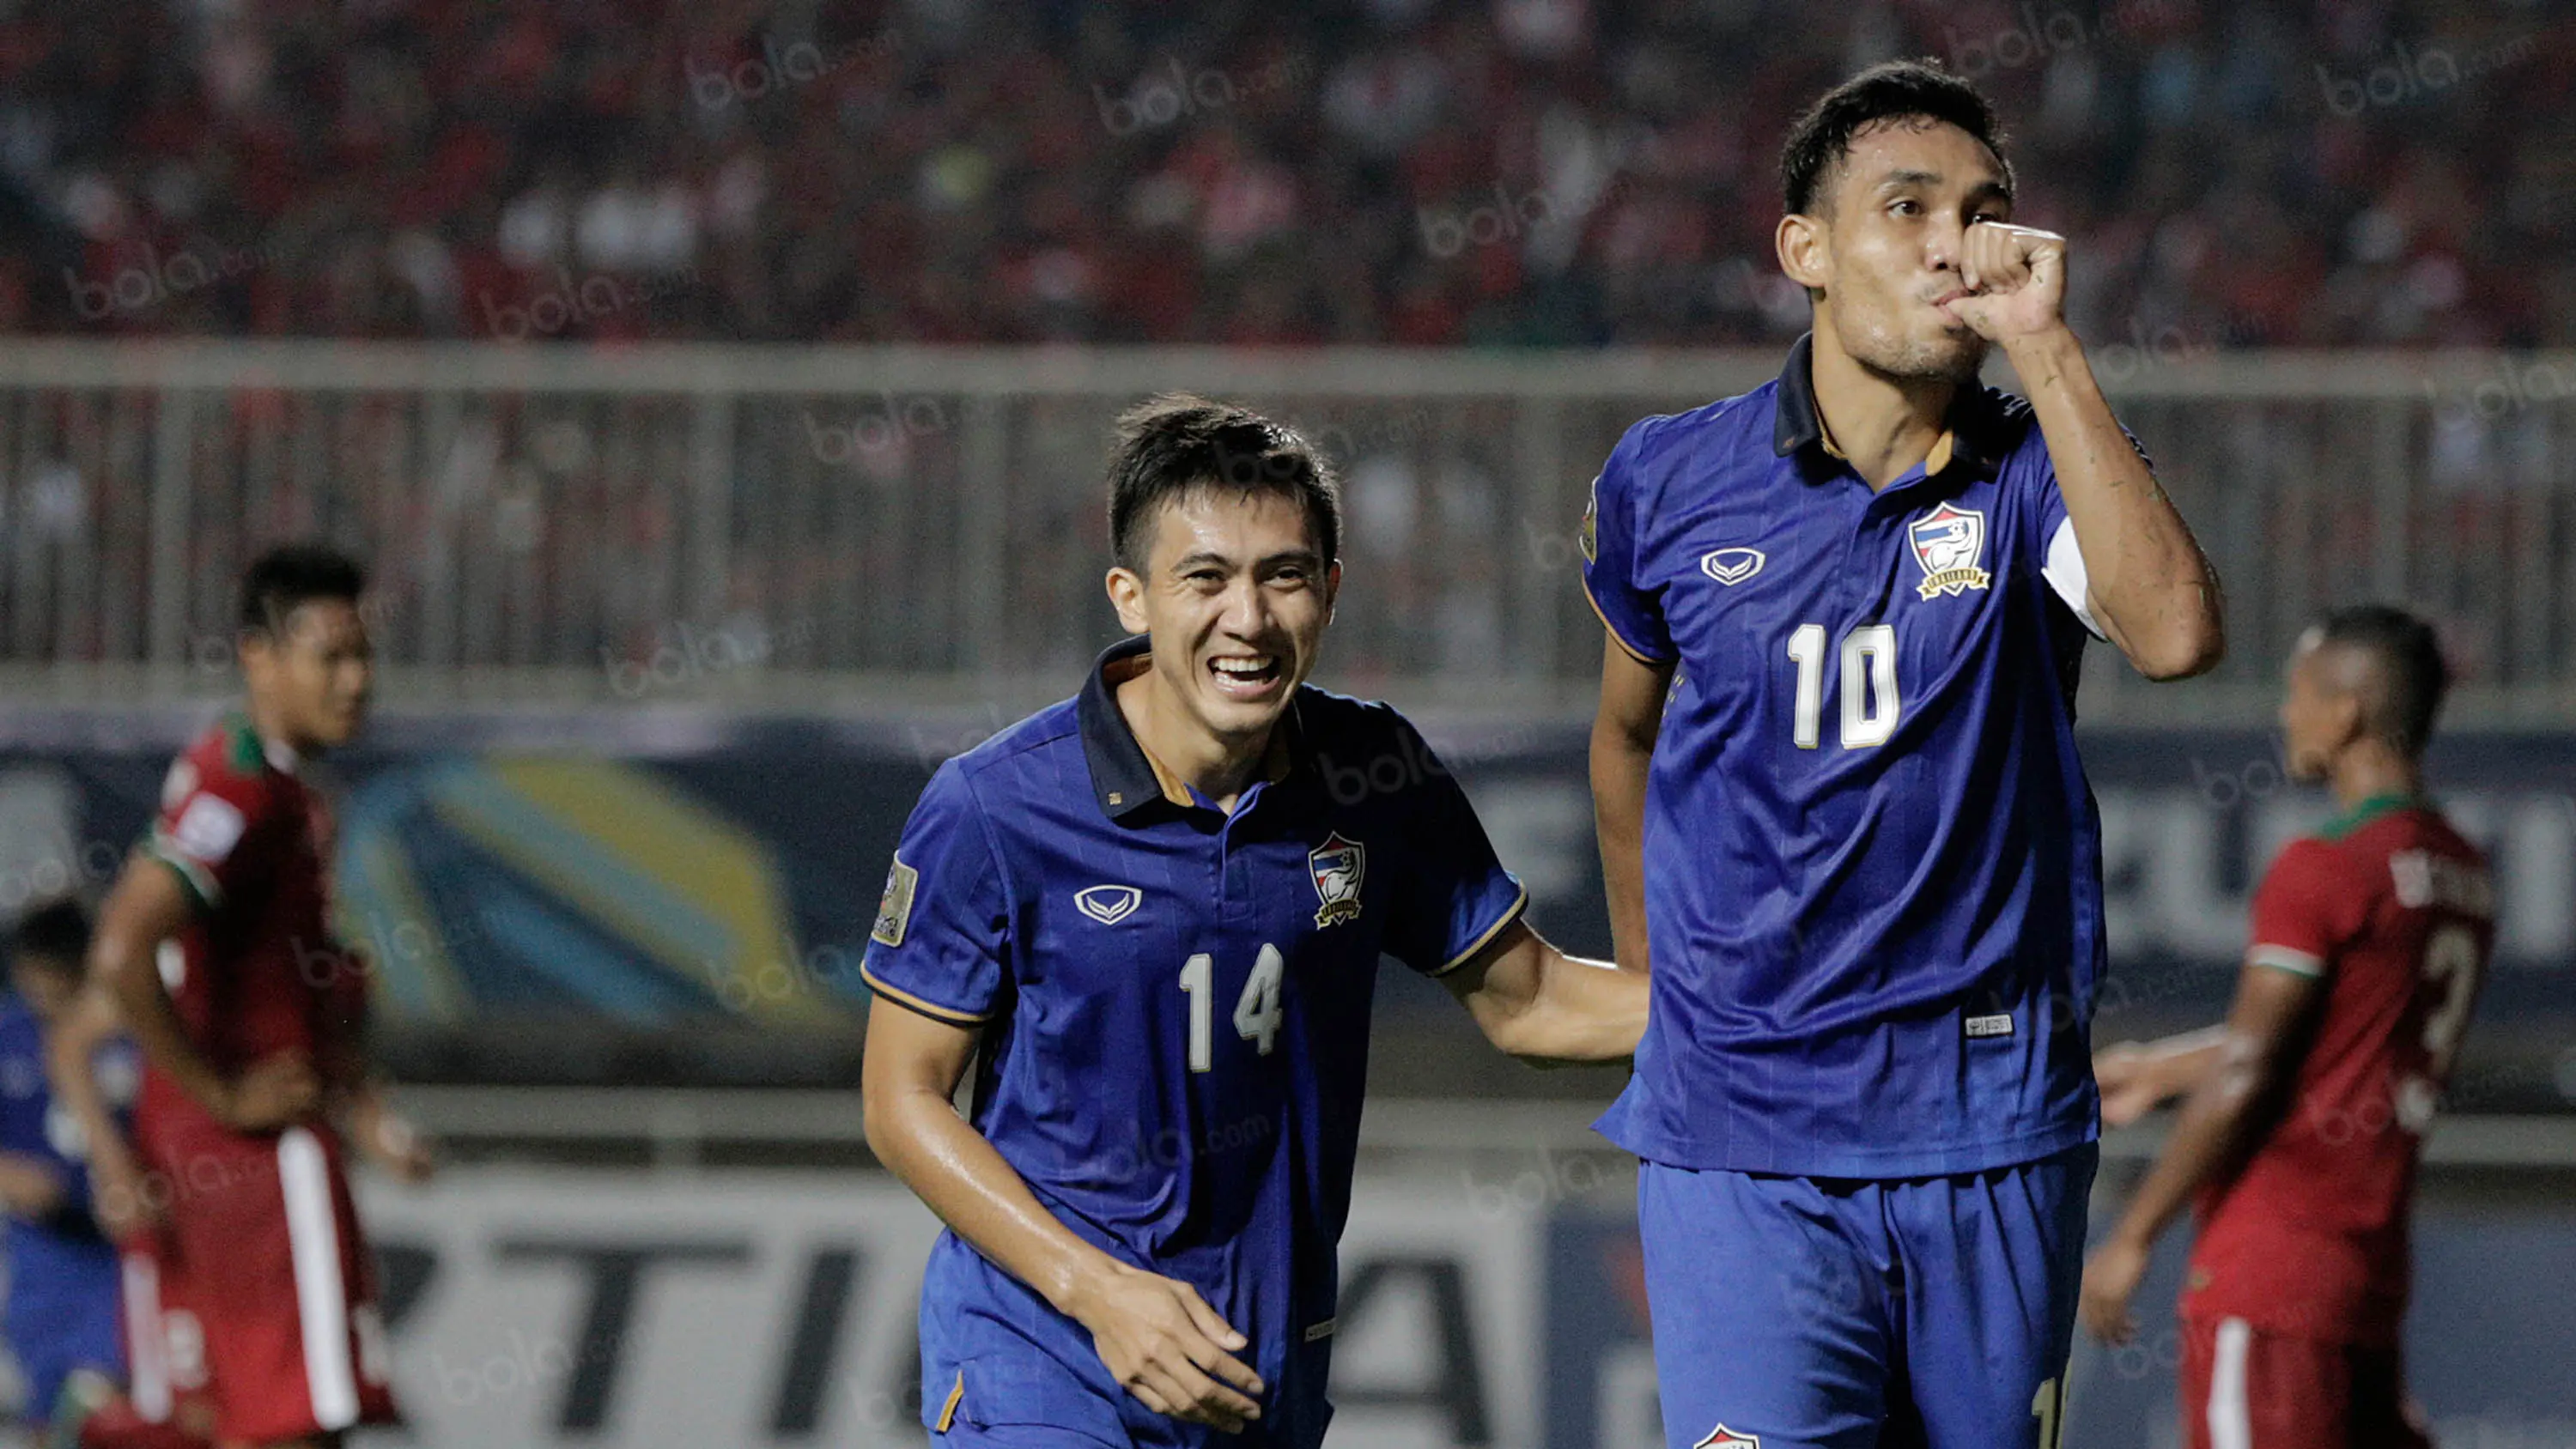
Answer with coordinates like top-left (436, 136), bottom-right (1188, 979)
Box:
top-left (1908, 501), bottom-right (1992, 600)
top-left (1694, 1428), bottom-right (1759, 1449)
top-left (1309, 833), bottom-right (1364, 928)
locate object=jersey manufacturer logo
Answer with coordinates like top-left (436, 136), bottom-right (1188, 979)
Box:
top-left (871, 855), bottom-right (919, 947)
top-left (1965, 1012), bottom-right (2014, 1039)
top-left (1309, 833), bottom-right (1364, 927)
top-left (1074, 884), bottom-right (1143, 925)
top-left (1696, 1428), bottom-right (1759, 1449)
top-left (1699, 548), bottom-right (1765, 585)
top-left (1908, 502), bottom-right (1992, 599)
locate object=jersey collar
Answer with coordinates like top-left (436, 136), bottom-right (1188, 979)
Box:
top-left (1770, 330), bottom-right (2001, 482)
top-left (2318, 790), bottom-right (2421, 841)
top-left (1078, 634), bottom-right (1300, 822)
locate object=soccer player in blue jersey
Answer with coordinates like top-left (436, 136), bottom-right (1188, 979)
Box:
top-left (1, 900), bottom-right (128, 1432)
top-left (1583, 60), bottom-right (2225, 1449)
top-left (861, 394), bottom-right (1649, 1447)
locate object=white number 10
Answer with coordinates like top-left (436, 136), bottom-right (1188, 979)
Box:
top-left (1788, 622), bottom-right (1899, 749)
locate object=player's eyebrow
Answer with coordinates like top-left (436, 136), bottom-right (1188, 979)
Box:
top-left (1872, 170), bottom-right (2014, 203)
top-left (1169, 547), bottom-right (1323, 573)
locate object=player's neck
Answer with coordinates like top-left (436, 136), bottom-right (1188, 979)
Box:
top-left (2329, 743), bottom-right (2420, 813)
top-left (1115, 670), bottom-right (1267, 813)
top-left (1807, 322), bottom-right (1957, 491)
top-left (242, 696), bottom-right (312, 769)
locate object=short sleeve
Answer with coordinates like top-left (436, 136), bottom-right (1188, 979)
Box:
top-left (861, 762), bottom-right (1011, 1025)
top-left (1380, 720), bottom-right (1528, 979)
top-left (1580, 425), bottom-right (1677, 664)
top-left (145, 756), bottom-right (284, 912)
top-left (2246, 840), bottom-right (2349, 979)
top-left (2028, 426), bottom-right (2154, 641)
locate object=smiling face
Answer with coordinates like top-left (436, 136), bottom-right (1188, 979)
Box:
top-left (1106, 485), bottom-right (1339, 748)
top-left (1781, 116), bottom-right (2014, 382)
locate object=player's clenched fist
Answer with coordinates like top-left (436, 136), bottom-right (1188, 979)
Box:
top-left (1066, 1260), bottom-right (1266, 1432)
top-left (1941, 221), bottom-right (2067, 343)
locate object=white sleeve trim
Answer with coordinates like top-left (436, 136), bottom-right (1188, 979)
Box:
top-left (2248, 943), bottom-right (2326, 979)
top-left (2043, 517), bottom-right (2107, 640)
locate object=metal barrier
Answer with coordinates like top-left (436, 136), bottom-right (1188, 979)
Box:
top-left (3, 341), bottom-right (2573, 721)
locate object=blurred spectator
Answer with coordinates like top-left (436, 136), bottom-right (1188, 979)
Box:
top-left (0, 0), bottom-right (2564, 347)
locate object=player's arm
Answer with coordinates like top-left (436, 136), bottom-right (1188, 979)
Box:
top-left (92, 853), bottom-right (316, 1133)
top-left (2093, 1025), bottom-right (2229, 1127)
top-left (1953, 223), bottom-right (2223, 680)
top-left (1442, 919), bottom-right (1645, 1063)
top-left (40, 985), bottom-right (146, 1234)
top-left (313, 963), bottom-right (434, 1184)
top-left (861, 1002), bottom-right (1266, 1433)
top-left (1590, 635), bottom-right (1674, 974)
top-left (2078, 957), bottom-right (2324, 1343)
top-left (0, 1151), bottom-right (67, 1222)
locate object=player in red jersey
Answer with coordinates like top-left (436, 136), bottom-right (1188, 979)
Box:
top-left (2079, 604), bottom-right (2490, 1449)
top-left (71, 545), bottom-right (432, 1449)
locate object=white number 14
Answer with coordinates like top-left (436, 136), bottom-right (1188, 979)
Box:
top-left (1179, 943), bottom-right (1285, 1071)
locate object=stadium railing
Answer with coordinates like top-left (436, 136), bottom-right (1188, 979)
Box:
top-left (1, 342), bottom-right (2573, 722)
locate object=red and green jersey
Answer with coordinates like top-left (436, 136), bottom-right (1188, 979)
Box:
top-left (138, 713), bottom-right (365, 1136)
top-left (2184, 794), bottom-right (2493, 1344)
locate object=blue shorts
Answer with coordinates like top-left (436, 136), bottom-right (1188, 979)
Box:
top-left (1637, 1143), bottom-right (2096, 1449)
top-left (917, 1231), bottom-right (1332, 1449)
top-left (3, 1228), bottom-right (124, 1422)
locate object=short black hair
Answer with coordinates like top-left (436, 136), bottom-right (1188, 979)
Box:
top-left (2317, 605), bottom-right (2451, 757)
top-left (1106, 395), bottom-right (1340, 575)
top-left (1780, 58), bottom-right (2013, 217)
top-left (239, 543), bottom-right (367, 637)
top-left (10, 897), bottom-right (91, 979)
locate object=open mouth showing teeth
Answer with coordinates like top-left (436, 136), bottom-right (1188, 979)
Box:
top-left (1209, 656), bottom-right (1283, 690)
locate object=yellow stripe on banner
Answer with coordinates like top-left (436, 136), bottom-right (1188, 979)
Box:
top-left (937, 1370), bottom-right (965, 1433)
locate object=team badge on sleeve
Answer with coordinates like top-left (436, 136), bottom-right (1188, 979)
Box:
top-left (1695, 1428), bottom-right (1759, 1449)
top-left (1908, 502), bottom-right (1992, 600)
top-left (1577, 476), bottom-right (1600, 564)
top-left (1309, 833), bottom-right (1364, 927)
top-left (871, 855), bottom-right (919, 947)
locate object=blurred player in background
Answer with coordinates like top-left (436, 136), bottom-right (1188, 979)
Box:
top-left (71, 545), bottom-right (432, 1449)
top-left (1582, 60), bottom-right (2224, 1449)
top-left (1, 900), bottom-right (125, 1435)
top-left (862, 396), bottom-right (1647, 1447)
top-left (5, 903), bottom-right (209, 1449)
top-left (2082, 606), bottom-right (2488, 1449)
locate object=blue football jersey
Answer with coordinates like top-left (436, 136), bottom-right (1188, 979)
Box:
top-left (0, 997), bottom-right (138, 1240)
top-left (1584, 334), bottom-right (2111, 1178)
top-left (863, 635), bottom-right (1526, 1446)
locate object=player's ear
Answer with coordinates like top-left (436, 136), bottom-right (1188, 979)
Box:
top-left (1323, 560), bottom-right (1341, 626)
top-left (1777, 210), bottom-right (1831, 293)
top-left (1104, 566), bottom-right (1151, 636)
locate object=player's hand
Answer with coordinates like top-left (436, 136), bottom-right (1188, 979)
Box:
top-left (1066, 1260), bottom-right (1265, 1432)
top-left (219, 1051), bottom-right (321, 1132)
top-left (2093, 1041), bottom-right (2166, 1127)
top-left (2079, 1234), bottom-right (2152, 1345)
top-left (88, 1144), bottom-right (159, 1236)
top-left (1941, 222), bottom-right (2067, 344)
top-left (359, 1105), bottom-right (437, 1184)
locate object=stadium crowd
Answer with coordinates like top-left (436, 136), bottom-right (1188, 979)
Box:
top-left (0, 0), bottom-right (2565, 347)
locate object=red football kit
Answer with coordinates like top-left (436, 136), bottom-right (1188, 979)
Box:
top-left (127, 714), bottom-right (397, 1444)
top-left (2179, 794), bottom-right (2491, 1449)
